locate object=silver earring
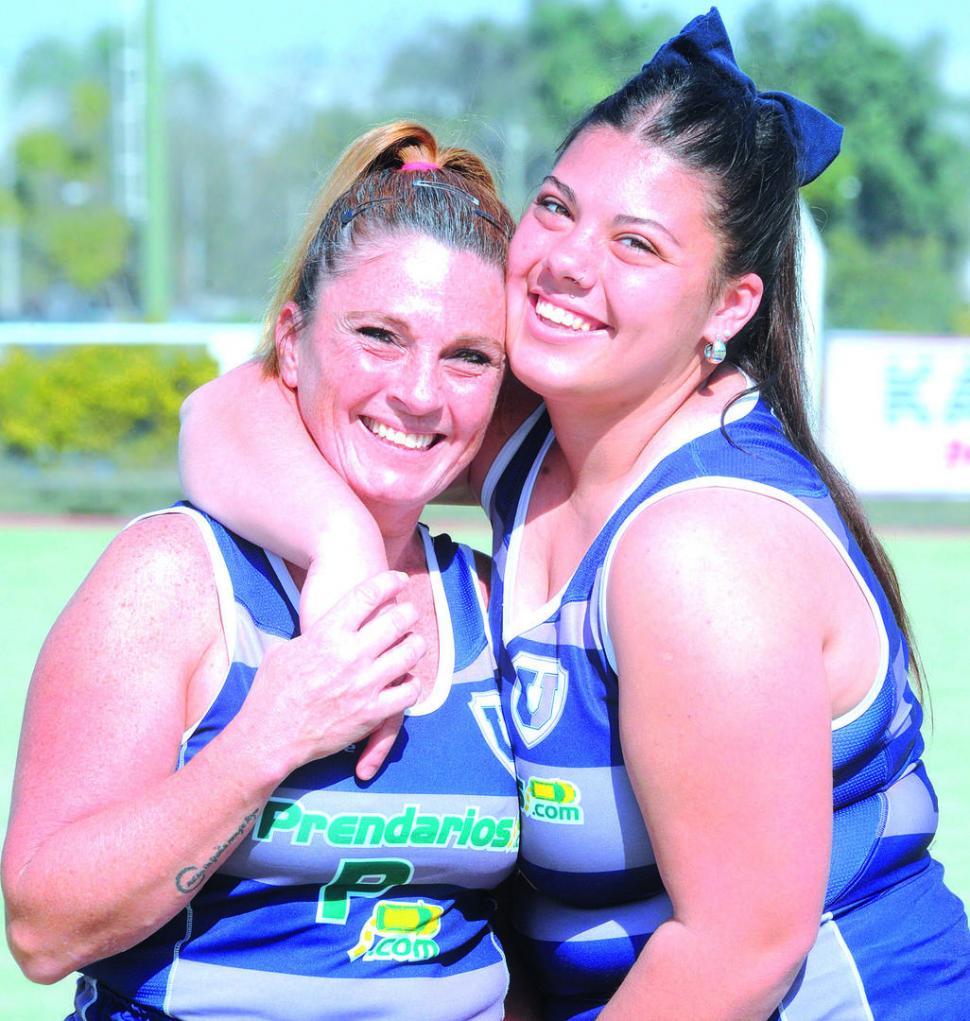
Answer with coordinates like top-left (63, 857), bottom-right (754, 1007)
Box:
top-left (704, 335), bottom-right (727, 365)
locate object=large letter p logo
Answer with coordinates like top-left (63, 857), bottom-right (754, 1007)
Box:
top-left (317, 858), bottom-right (414, 924)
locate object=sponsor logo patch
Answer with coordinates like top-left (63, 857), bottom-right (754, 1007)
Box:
top-left (519, 775), bottom-right (584, 825)
top-left (256, 800), bottom-right (519, 853)
top-left (348, 899), bottom-right (443, 962)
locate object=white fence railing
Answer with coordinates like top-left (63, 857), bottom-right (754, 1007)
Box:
top-left (0, 322), bottom-right (259, 374)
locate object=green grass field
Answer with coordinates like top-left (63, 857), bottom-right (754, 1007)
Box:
top-left (0, 513), bottom-right (968, 1018)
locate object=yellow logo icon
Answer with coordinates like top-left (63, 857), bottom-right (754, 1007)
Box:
top-left (348, 900), bottom-right (443, 962)
top-left (521, 776), bottom-right (584, 825)
top-left (528, 778), bottom-right (578, 804)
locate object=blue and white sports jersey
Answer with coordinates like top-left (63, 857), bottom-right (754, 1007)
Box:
top-left (74, 506), bottom-right (519, 1021)
top-left (483, 397), bottom-right (970, 1021)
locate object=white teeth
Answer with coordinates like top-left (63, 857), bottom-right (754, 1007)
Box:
top-left (363, 418), bottom-right (435, 450)
top-left (535, 298), bottom-right (594, 332)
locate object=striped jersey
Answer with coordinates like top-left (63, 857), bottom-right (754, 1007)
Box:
top-left (482, 396), bottom-right (966, 1020)
top-left (76, 506), bottom-right (519, 1021)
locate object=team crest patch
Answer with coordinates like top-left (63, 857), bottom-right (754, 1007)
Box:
top-left (467, 689), bottom-right (516, 777)
top-left (510, 651), bottom-right (567, 748)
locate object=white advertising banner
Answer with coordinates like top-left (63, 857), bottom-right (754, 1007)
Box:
top-left (822, 332), bottom-right (970, 497)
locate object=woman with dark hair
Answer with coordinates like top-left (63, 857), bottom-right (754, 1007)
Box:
top-left (3, 122), bottom-right (525, 1021)
top-left (176, 10), bottom-right (970, 1018)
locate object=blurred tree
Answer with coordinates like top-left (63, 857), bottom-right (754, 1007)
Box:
top-left (381, 0), bottom-right (969, 333)
top-left (10, 30), bottom-right (136, 316)
top-left (167, 53), bottom-right (374, 320)
top-left (0, 345), bottom-right (217, 464)
top-left (381, 0), bottom-right (677, 213)
top-left (824, 228), bottom-right (965, 331)
top-left (167, 59), bottom-right (240, 315)
top-left (7, 24), bottom-right (377, 323)
top-left (741, 1), bottom-right (970, 331)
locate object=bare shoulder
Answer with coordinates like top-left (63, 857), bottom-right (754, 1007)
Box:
top-left (606, 485), bottom-right (847, 681)
top-left (607, 489), bottom-right (835, 971)
top-left (101, 510), bottom-right (211, 574)
top-left (610, 484), bottom-right (840, 603)
top-left (6, 512), bottom-right (227, 853)
top-left (75, 512), bottom-right (221, 633)
top-left (40, 511), bottom-right (226, 706)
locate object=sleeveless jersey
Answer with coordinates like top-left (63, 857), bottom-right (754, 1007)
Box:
top-left (74, 506), bottom-right (519, 1021)
top-left (482, 398), bottom-right (970, 1021)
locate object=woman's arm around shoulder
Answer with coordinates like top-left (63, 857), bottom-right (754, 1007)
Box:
top-left (602, 487), bottom-right (836, 1020)
top-left (179, 361), bottom-right (539, 619)
top-left (179, 360), bottom-right (388, 622)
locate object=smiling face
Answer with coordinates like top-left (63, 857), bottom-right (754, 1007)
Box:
top-left (277, 233), bottom-right (506, 520)
top-left (506, 126), bottom-right (760, 413)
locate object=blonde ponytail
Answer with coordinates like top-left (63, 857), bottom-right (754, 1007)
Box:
top-left (259, 122), bottom-right (512, 373)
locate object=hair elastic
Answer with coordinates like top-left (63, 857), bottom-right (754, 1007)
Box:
top-left (399, 161), bottom-right (440, 172)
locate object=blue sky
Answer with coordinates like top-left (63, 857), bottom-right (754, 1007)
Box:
top-left (2, 0), bottom-right (968, 101)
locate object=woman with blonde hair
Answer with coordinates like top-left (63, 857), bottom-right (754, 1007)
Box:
top-left (3, 122), bottom-right (525, 1021)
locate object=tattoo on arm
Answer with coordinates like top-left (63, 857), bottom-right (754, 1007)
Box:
top-left (175, 808), bottom-right (260, 895)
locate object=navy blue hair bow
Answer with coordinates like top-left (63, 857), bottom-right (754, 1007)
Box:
top-left (641, 7), bottom-right (843, 185)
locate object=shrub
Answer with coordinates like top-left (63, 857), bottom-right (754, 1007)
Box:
top-left (0, 345), bottom-right (218, 466)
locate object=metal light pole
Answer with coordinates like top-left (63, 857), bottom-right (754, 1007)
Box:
top-left (142, 0), bottom-right (170, 321)
top-left (0, 73), bottom-right (21, 319)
